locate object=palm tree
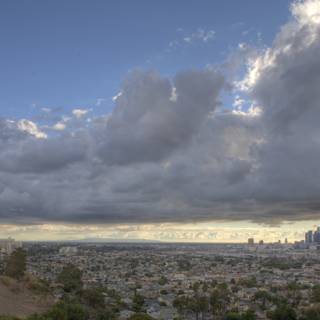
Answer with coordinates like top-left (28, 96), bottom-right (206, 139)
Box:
top-left (210, 287), bottom-right (230, 318)
top-left (254, 290), bottom-right (272, 310)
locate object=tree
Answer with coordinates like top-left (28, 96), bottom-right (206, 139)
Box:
top-left (26, 316), bottom-right (44, 320)
top-left (27, 301), bottom-right (88, 320)
top-left (193, 282), bottom-right (201, 292)
top-left (81, 288), bottom-right (105, 309)
top-left (57, 264), bottom-right (83, 293)
top-left (241, 309), bottom-right (256, 320)
top-left (254, 290), bottom-right (272, 310)
top-left (300, 306), bottom-right (320, 320)
top-left (210, 287), bottom-right (230, 316)
top-left (177, 259), bottom-right (191, 271)
top-left (188, 296), bottom-right (201, 320)
top-left (238, 276), bottom-right (257, 288)
top-left (173, 296), bottom-right (188, 317)
top-left (224, 313), bottom-right (242, 320)
top-left (132, 293), bottom-right (145, 312)
top-left (267, 305), bottom-right (296, 320)
top-left (224, 310), bottom-right (256, 320)
top-left (312, 285), bottom-right (320, 303)
top-left (95, 309), bottom-right (117, 320)
top-left (197, 295), bottom-right (209, 320)
top-left (5, 248), bottom-right (26, 279)
top-left (128, 313), bottom-right (155, 320)
top-left (158, 276), bottom-right (168, 286)
top-left (45, 301), bottom-right (88, 320)
top-left (210, 279), bottom-right (218, 288)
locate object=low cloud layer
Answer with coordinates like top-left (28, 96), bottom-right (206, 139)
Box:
top-left (1, 0), bottom-right (320, 226)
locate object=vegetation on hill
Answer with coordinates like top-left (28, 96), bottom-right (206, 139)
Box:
top-left (4, 248), bottom-right (27, 279)
top-left (57, 264), bottom-right (83, 293)
top-left (128, 313), bottom-right (155, 320)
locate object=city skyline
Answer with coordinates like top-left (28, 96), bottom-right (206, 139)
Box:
top-left (0, 0), bottom-right (320, 241)
top-left (1, 221), bottom-right (320, 243)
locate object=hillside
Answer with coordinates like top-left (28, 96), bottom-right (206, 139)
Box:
top-left (0, 276), bottom-right (53, 318)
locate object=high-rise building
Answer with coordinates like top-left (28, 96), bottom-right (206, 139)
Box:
top-left (305, 230), bottom-right (313, 243)
top-left (314, 230), bottom-right (320, 243)
top-left (248, 238), bottom-right (254, 245)
top-left (0, 237), bottom-right (22, 254)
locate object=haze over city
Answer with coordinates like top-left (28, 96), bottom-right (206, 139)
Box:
top-left (1, 0), bottom-right (320, 242)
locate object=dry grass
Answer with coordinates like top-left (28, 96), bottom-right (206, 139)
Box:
top-left (0, 275), bottom-right (54, 318)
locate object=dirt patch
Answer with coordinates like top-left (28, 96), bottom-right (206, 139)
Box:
top-left (0, 276), bottom-right (53, 318)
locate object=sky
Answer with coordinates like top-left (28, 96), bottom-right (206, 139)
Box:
top-left (0, 0), bottom-right (320, 242)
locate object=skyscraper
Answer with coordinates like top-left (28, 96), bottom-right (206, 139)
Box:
top-left (314, 230), bottom-right (320, 243)
top-left (305, 230), bottom-right (313, 243)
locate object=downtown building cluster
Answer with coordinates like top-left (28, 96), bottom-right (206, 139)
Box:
top-left (305, 226), bottom-right (320, 244)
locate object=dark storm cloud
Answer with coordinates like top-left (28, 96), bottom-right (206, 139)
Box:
top-left (242, 0), bottom-right (320, 208)
top-left (0, 134), bottom-right (87, 173)
top-left (1, 0), bottom-right (320, 225)
top-left (97, 70), bottom-right (225, 164)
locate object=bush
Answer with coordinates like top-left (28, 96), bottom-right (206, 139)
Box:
top-left (0, 275), bottom-right (14, 287)
top-left (267, 305), bottom-right (296, 320)
top-left (57, 264), bottom-right (83, 293)
top-left (158, 276), bottom-right (168, 285)
top-left (223, 310), bottom-right (256, 320)
top-left (224, 313), bottom-right (242, 320)
top-left (81, 288), bottom-right (105, 309)
top-left (132, 293), bottom-right (145, 312)
top-left (4, 249), bottom-right (26, 280)
top-left (36, 301), bottom-right (88, 320)
top-left (26, 277), bottom-right (50, 295)
top-left (300, 306), bottom-right (320, 320)
top-left (312, 285), bottom-right (320, 303)
top-left (128, 313), bottom-right (155, 320)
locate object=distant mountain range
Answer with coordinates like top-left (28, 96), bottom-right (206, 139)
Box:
top-left (68, 238), bottom-right (163, 243)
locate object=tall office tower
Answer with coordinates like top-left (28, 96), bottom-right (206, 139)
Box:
top-left (305, 230), bottom-right (313, 243)
top-left (314, 230), bottom-right (320, 243)
top-left (248, 238), bottom-right (254, 245)
top-left (0, 237), bottom-right (22, 254)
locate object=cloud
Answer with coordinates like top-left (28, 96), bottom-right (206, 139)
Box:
top-left (234, 0), bottom-right (320, 223)
top-left (183, 28), bottom-right (215, 44)
top-left (0, 133), bottom-right (87, 174)
top-left (72, 108), bottom-right (90, 119)
top-left (41, 107), bottom-right (51, 113)
top-left (97, 69), bottom-right (225, 165)
top-left (52, 121), bottom-right (66, 131)
top-left (168, 27), bottom-right (216, 50)
top-left (95, 98), bottom-right (106, 106)
top-left (112, 92), bottom-right (122, 102)
top-left (0, 0), bottom-right (320, 227)
top-left (0, 221), bottom-right (306, 242)
top-left (17, 119), bottom-right (47, 139)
